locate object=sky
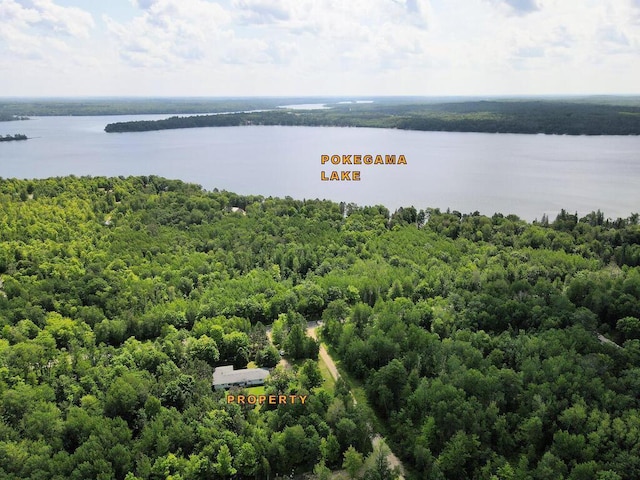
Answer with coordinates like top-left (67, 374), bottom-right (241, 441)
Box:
top-left (0, 0), bottom-right (639, 97)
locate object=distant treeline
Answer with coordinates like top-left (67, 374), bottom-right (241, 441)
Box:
top-left (104, 100), bottom-right (640, 135)
top-left (0, 133), bottom-right (27, 142)
top-left (0, 97), bottom-right (332, 117)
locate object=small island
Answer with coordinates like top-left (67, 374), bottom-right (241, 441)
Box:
top-left (0, 113), bottom-right (29, 122)
top-left (0, 134), bottom-right (28, 142)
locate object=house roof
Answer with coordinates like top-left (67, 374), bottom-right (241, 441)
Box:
top-left (213, 365), bottom-right (270, 386)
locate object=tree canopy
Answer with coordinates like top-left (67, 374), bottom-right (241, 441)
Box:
top-left (0, 175), bottom-right (639, 479)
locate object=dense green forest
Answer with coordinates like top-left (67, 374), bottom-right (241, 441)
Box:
top-left (103, 99), bottom-right (640, 135)
top-left (1, 176), bottom-right (639, 479)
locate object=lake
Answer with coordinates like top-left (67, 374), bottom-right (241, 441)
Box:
top-left (1, 115), bottom-right (639, 221)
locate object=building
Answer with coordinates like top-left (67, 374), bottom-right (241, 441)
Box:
top-left (212, 365), bottom-right (270, 391)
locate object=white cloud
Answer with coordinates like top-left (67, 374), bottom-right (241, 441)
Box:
top-left (1, 0), bottom-right (639, 95)
top-left (0, 0), bottom-right (95, 72)
top-left (132, 0), bottom-right (158, 9)
top-left (502, 0), bottom-right (539, 15)
top-left (105, 0), bottom-right (237, 68)
top-left (102, 0), bottom-right (433, 77)
top-left (0, 0), bottom-right (94, 38)
top-left (233, 0), bottom-right (291, 24)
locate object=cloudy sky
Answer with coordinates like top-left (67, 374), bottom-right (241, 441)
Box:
top-left (1, 0), bottom-right (639, 96)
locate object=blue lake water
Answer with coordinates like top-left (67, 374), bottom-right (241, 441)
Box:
top-left (1, 115), bottom-right (639, 221)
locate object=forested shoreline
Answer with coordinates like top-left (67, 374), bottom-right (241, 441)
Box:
top-left (103, 100), bottom-right (640, 135)
top-left (0, 98), bottom-right (326, 118)
top-left (1, 176), bottom-right (639, 479)
top-left (3, 96), bottom-right (640, 135)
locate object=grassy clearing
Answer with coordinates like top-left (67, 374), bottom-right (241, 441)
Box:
top-left (318, 355), bottom-right (336, 395)
top-left (324, 344), bottom-right (383, 433)
top-left (246, 385), bottom-right (266, 396)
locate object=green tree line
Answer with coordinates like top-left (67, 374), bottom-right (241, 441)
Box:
top-left (105, 99), bottom-right (640, 135)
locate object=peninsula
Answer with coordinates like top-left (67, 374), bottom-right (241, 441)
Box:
top-left (103, 98), bottom-right (640, 135)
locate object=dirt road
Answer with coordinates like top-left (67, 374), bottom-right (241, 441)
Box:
top-left (307, 322), bottom-right (405, 479)
top-left (307, 324), bottom-right (341, 384)
top-left (265, 322), bottom-right (406, 477)
top-left (372, 434), bottom-right (406, 477)
top-left (597, 333), bottom-right (622, 349)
